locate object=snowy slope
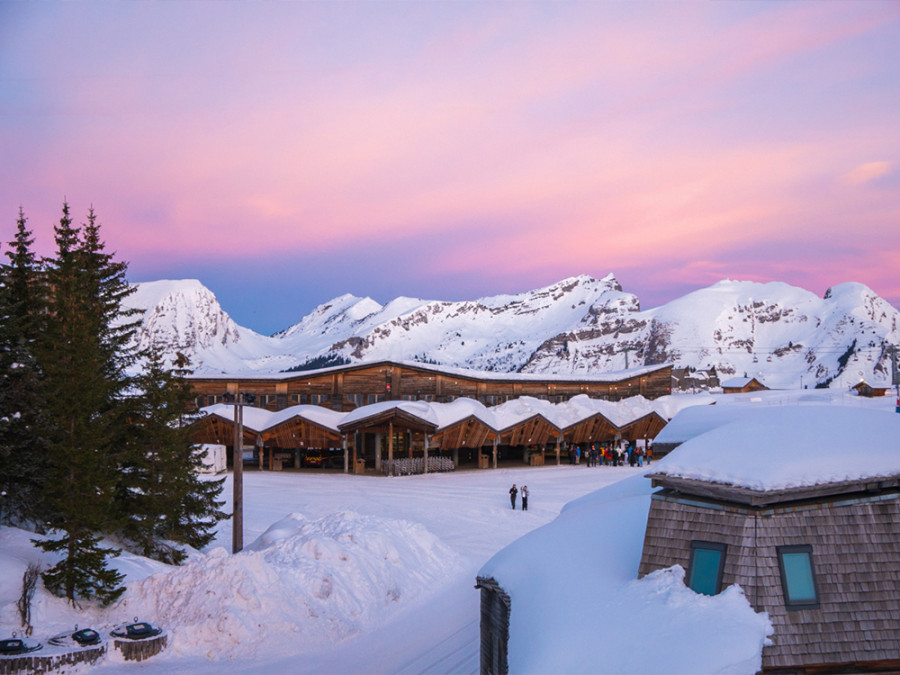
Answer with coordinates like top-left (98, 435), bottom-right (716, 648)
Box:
top-left (125, 276), bottom-right (900, 387)
top-left (525, 279), bottom-right (900, 388)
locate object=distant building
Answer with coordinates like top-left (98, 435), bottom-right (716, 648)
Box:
top-left (720, 376), bottom-right (768, 394)
top-left (671, 367), bottom-right (720, 392)
top-left (639, 406), bottom-right (900, 673)
top-left (851, 380), bottom-right (889, 398)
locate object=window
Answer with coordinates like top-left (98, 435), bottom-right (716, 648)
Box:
top-left (687, 541), bottom-right (727, 596)
top-left (777, 545), bottom-right (819, 609)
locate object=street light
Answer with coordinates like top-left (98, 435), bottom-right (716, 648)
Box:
top-left (224, 390), bottom-right (249, 554)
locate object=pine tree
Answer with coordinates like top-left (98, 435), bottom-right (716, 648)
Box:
top-left (0, 208), bottom-right (49, 526)
top-left (33, 203), bottom-right (131, 606)
top-left (121, 345), bottom-right (228, 564)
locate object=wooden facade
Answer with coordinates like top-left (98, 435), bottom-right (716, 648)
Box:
top-left (475, 577), bottom-right (510, 675)
top-left (639, 475), bottom-right (900, 672)
top-left (721, 376), bottom-right (769, 394)
top-left (852, 381), bottom-right (888, 398)
top-left (431, 416), bottom-right (496, 451)
top-left (187, 361), bottom-right (673, 412)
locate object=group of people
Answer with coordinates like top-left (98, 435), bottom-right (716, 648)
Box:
top-left (509, 483), bottom-right (529, 510)
top-left (568, 441), bottom-right (652, 467)
top-left (506, 442), bottom-right (654, 509)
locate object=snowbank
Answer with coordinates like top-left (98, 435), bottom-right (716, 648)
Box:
top-left (113, 511), bottom-right (462, 660)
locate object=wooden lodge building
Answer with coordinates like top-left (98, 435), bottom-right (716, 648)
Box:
top-left (187, 360), bottom-right (673, 412)
top-left (190, 396), bottom-right (670, 475)
top-left (721, 376), bottom-right (769, 394)
top-left (187, 361), bottom-right (673, 474)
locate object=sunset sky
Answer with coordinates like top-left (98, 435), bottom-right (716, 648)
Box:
top-left (2, 1), bottom-right (899, 334)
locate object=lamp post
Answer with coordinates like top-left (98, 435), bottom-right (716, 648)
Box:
top-left (225, 390), bottom-right (246, 554)
top-left (892, 347), bottom-right (900, 414)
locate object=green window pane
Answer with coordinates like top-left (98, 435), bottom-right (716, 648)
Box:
top-left (782, 552), bottom-right (816, 602)
top-left (689, 548), bottom-right (722, 596)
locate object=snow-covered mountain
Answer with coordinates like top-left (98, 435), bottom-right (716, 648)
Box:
top-left (125, 275), bottom-right (900, 388)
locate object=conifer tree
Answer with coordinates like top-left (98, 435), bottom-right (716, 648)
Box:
top-left (33, 203), bottom-right (131, 605)
top-left (0, 208), bottom-right (49, 526)
top-left (121, 345), bottom-right (228, 563)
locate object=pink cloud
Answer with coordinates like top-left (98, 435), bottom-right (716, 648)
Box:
top-left (842, 161), bottom-right (894, 186)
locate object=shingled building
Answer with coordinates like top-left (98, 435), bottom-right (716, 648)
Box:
top-left (638, 406), bottom-right (900, 673)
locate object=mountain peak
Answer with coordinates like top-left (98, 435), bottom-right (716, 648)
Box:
top-left (125, 276), bottom-right (900, 387)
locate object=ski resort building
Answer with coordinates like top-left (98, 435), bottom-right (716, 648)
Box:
top-left (638, 406), bottom-right (900, 673)
top-left (671, 367), bottom-right (720, 392)
top-left (187, 360), bottom-right (673, 412)
top-left (721, 375), bottom-right (769, 394)
top-left (851, 379), bottom-right (889, 398)
top-left (189, 392), bottom-right (687, 474)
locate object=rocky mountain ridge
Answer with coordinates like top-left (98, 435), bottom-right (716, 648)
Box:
top-left (125, 275), bottom-right (900, 389)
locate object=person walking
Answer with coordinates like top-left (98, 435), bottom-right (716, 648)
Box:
top-left (509, 483), bottom-right (518, 510)
top-left (521, 485), bottom-right (529, 511)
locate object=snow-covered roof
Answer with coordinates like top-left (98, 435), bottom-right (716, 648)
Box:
top-left (188, 359), bottom-right (672, 384)
top-left (339, 400), bottom-right (440, 429)
top-left (264, 405), bottom-right (346, 432)
top-left (853, 379), bottom-right (891, 389)
top-left (199, 393), bottom-right (710, 439)
top-left (651, 406), bottom-right (900, 491)
top-left (428, 397), bottom-right (498, 430)
top-left (202, 403), bottom-right (278, 433)
top-left (491, 396), bottom-right (562, 432)
top-left (652, 402), bottom-right (747, 446)
top-left (721, 376), bottom-right (761, 388)
top-left (200, 403), bottom-right (344, 433)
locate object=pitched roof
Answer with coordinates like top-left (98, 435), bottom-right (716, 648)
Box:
top-left (721, 376), bottom-right (762, 388)
top-left (650, 406), bottom-right (900, 492)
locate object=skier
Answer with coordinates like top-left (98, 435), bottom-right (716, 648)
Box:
top-left (521, 485), bottom-right (529, 511)
top-left (509, 483), bottom-right (518, 510)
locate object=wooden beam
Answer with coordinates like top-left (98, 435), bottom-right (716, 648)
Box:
top-left (388, 421), bottom-right (394, 476)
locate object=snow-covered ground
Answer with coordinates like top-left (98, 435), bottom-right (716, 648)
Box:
top-left (1, 389), bottom-right (897, 673)
top-left (1, 462), bottom-right (646, 673)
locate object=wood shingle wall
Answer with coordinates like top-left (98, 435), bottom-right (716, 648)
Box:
top-left (639, 490), bottom-right (900, 671)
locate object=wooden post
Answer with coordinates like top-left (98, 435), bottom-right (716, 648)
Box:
top-left (388, 422), bottom-right (394, 476)
top-left (408, 430), bottom-right (413, 459)
top-left (556, 435), bottom-right (562, 466)
top-left (492, 436), bottom-right (499, 469)
top-left (375, 432), bottom-right (382, 472)
top-left (452, 447), bottom-right (458, 469)
top-left (342, 435), bottom-right (349, 473)
top-left (232, 394), bottom-right (243, 554)
top-left (423, 434), bottom-right (430, 474)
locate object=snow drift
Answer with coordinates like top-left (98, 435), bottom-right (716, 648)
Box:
top-left (114, 511), bottom-right (462, 660)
